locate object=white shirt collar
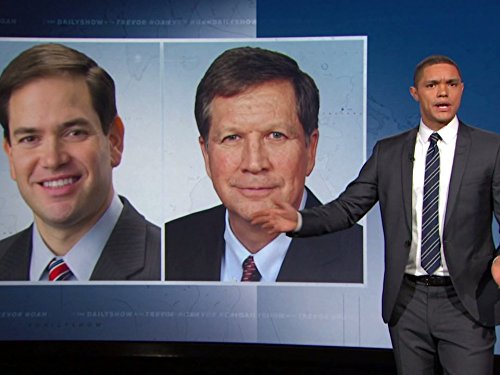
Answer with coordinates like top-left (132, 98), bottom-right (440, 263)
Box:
top-left (221, 189), bottom-right (307, 282)
top-left (418, 116), bottom-right (459, 146)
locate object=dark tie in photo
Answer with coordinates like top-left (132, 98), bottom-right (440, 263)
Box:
top-left (241, 256), bottom-right (262, 282)
top-left (421, 132), bottom-right (442, 274)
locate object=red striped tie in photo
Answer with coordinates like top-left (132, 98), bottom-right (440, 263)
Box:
top-left (48, 258), bottom-right (72, 281)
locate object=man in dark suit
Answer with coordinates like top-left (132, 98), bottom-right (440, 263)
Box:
top-left (252, 55), bottom-right (500, 374)
top-left (165, 46), bottom-right (363, 283)
top-left (0, 43), bottom-right (160, 281)
top-left (166, 187), bottom-right (362, 282)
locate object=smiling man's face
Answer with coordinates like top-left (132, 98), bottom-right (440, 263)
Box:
top-left (3, 75), bottom-right (123, 233)
top-left (199, 79), bottom-right (318, 230)
top-left (410, 63), bottom-right (464, 131)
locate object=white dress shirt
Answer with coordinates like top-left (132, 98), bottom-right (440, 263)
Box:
top-left (406, 117), bottom-right (459, 276)
top-left (221, 190), bottom-right (308, 282)
top-left (30, 194), bottom-right (123, 281)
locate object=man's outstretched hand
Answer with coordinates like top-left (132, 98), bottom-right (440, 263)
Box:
top-left (491, 256), bottom-right (500, 287)
top-left (251, 201), bottom-right (300, 235)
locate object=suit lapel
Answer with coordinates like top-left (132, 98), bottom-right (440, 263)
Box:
top-left (90, 198), bottom-right (147, 280)
top-left (0, 227), bottom-right (32, 280)
top-left (277, 189), bottom-right (333, 280)
top-left (211, 225), bottom-right (226, 280)
top-left (278, 237), bottom-right (317, 280)
top-left (401, 129), bottom-right (418, 231)
top-left (206, 206), bottom-right (226, 280)
top-left (444, 122), bottom-right (471, 228)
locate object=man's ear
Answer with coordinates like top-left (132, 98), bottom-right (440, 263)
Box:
top-left (108, 116), bottom-right (125, 168)
top-left (305, 129), bottom-right (319, 177)
top-left (3, 137), bottom-right (16, 180)
top-left (199, 136), bottom-right (212, 179)
top-left (409, 86), bottom-right (419, 102)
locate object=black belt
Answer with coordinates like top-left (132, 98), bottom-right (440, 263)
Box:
top-left (404, 274), bottom-right (452, 286)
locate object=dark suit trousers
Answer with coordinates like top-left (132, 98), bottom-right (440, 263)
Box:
top-left (388, 276), bottom-right (495, 375)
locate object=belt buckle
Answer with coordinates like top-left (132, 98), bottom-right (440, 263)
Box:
top-left (424, 275), bottom-right (436, 286)
top-left (425, 275), bottom-right (450, 286)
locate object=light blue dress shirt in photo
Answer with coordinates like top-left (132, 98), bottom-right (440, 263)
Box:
top-left (220, 190), bottom-right (307, 282)
top-left (29, 194), bottom-right (123, 281)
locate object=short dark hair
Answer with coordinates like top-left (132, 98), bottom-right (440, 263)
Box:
top-left (195, 46), bottom-right (319, 143)
top-left (0, 43), bottom-right (117, 143)
top-left (413, 55), bottom-right (462, 87)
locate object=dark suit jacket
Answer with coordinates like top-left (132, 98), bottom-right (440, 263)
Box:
top-left (165, 189), bottom-right (363, 283)
top-left (298, 122), bottom-right (500, 326)
top-left (0, 197), bottom-right (161, 281)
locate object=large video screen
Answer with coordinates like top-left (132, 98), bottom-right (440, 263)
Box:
top-left (0, 36), bottom-right (381, 347)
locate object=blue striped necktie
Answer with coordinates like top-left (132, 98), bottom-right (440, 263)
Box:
top-left (421, 132), bottom-right (442, 274)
